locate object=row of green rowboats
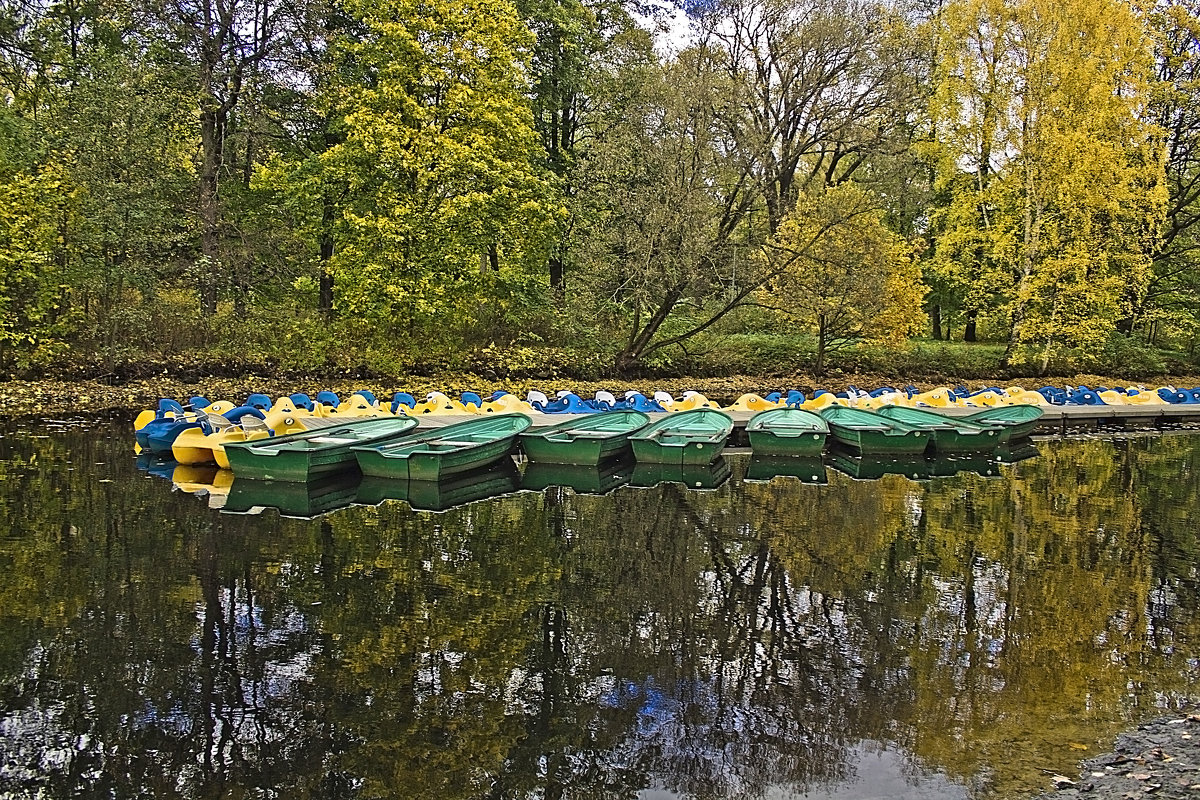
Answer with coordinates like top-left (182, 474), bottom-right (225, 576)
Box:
top-left (218, 404), bottom-right (1043, 484)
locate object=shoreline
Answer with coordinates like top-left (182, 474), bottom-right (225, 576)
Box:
top-left (1035, 706), bottom-right (1200, 799)
top-left (6, 372), bottom-right (1200, 420)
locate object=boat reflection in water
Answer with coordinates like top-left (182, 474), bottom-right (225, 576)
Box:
top-left (521, 458), bottom-right (634, 495)
top-left (827, 450), bottom-right (933, 481)
top-left (630, 456), bottom-right (732, 490)
top-left (356, 458), bottom-right (522, 512)
top-left (172, 464), bottom-right (235, 508)
top-left (135, 452), bottom-right (180, 480)
top-left (744, 455), bottom-right (828, 484)
top-left (995, 441), bottom-right (1040, 464)
top-left (826, 444), bottom-right (1039, 481)
top-left (222, 470), bottom-right (362, 519)
top-left (925, 453), bottom-right (1001, 478)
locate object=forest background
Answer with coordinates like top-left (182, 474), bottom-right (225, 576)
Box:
top-left (3, 0), bottom-right (1200, 388)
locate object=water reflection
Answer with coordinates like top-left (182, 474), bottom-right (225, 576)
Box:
top-left (630, 456), bottom-right (733, 489)
top-left (521, 458), bottom-right (634, 494)
top-left (1, 424), bottom-right (1199, 800)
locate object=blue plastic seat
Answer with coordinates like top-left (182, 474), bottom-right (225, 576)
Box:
top-left (245, 393), bottom-right (272, 410)
top-left (390, 392), bottom-right (417, 413)
top-left (290, 393), bottom-right (316, 411)
top-left (316, 391), bottom-right (339, 407)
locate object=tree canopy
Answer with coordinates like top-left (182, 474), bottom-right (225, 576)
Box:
top-left (0, 0), bottom-right (1187, 376)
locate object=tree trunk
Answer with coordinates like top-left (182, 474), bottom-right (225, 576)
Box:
top-left (930, 304), bottom-right (942, 340)
top-left (199, 106), bottom-right (224, 315)
top-left (815, 315), bottom-right (827, 376)
top-left (319, 192), bottom-right (335, 315)
top-left (548, 254), bottom-right (565, 294)
top-left (964, 309), bottom-right (977, 342)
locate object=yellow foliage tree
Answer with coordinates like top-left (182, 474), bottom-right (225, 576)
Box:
top-left (763, 184), bottom-right (925, 375)
top-left (930, 0), bottom-right (1166, 372)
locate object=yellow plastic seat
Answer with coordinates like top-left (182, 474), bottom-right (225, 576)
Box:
top-left (481, 394), bottom-right (535, 414)
top-left (723, 393), bottom-right (783, 412)
top-left (1001, 390), bottom-right (1051, 406)
top-left (412, 391), bottom-right (473, 415)
top-left (801, 393), bottom-right (847, 410)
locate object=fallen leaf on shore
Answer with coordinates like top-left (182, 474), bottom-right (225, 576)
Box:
top-left (1130, 773), bottom-right (1153, 780)
top-left (1051, 775), bottom-right (1077, 788)
top-left (1069, 742), bottom-right (1089, 750)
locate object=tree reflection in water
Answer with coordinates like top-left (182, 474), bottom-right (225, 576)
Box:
top-left (0, 423), bottom-right (1198, 799)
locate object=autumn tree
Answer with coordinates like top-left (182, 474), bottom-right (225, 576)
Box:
top-left (930, 0), bottom-right (1165, 372)
top-left (699, 0), bottom-right (924, 234)
top-left (764, 183), bottom-right (925, 375)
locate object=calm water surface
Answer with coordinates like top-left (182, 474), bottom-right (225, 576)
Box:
top-left (1, 421), bottom-right (1199, 800)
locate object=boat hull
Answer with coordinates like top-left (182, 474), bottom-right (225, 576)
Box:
top-left (875, 406), bottom-right (1003, 453)
top-left (628, 409), bottom-right (733, 465)
top-left (960, 406), bottom-right (1044, 442)
top-left (352, 414), bottom-right (532, 482)
top-left (819, 407), bottom-right (931, 456)
top-left (223, 417), bottom-right (420, 482)
top-left (519, 410), bottom-right (650, 465)
top-left (746, 408), bottom-right (829, 457)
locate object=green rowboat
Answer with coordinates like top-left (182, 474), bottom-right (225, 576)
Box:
top-left (351, 413), bottom-right (531, 481)
top-left (875, 405), bottom-right (1003, 453)
top-left (356, 460), bottom-right (521, 512)
top-left (521, 459), bottom-right (633, 494)
top-left (519, 410), bottom-right (650, 465)
top-left (222, 416), bottom-right (420, 482)
top-left (628, 408), bottom-right (733, 465)
top-left (745, 408), bottom-right (829, 457)
top-left (818, 406), bottom-right (931, 456)
top-left (959, 405), bottom-right (1044, 442)
top-left (630, 456), bottom-right (733, 489)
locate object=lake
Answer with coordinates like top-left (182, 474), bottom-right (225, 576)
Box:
top-left (1, 421), bottom-right (1198, 799)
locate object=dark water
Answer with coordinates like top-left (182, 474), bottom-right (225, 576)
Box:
top-left (1, 422), bottom-right (1199, 800)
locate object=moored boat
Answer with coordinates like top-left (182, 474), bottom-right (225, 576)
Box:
top-left (818, 406), bottom-right (931, 456)
top-left (628, 408), bottom-right (733, 465)
top-left (875, 405), bottom-right (1003, 453)
top-left (959, 405), bottom-right (1044, 442)
top-left (519, 410), bottom-right (650, 465)
top-left (745, 408), bottom-right (829, 457)
top-left (351, 413), bottom-right (531, 482)
top-left (222, 417), bottom-right (420, 482)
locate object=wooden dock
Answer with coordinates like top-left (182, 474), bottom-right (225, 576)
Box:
top-left (405, 405), bottom-right (1200, 447)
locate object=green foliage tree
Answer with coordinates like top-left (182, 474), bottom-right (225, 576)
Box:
top-left (307, 0), bottom-right (561, 337)
top-left (1142, 1), bottom-right (1200, 349)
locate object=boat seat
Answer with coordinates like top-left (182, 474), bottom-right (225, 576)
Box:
top-left (429, 439), bottom-right (478, 446)
top-left (565, 431), bottom-right (616, 438)
top-left (310, 436), bottom-right (358, 445)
